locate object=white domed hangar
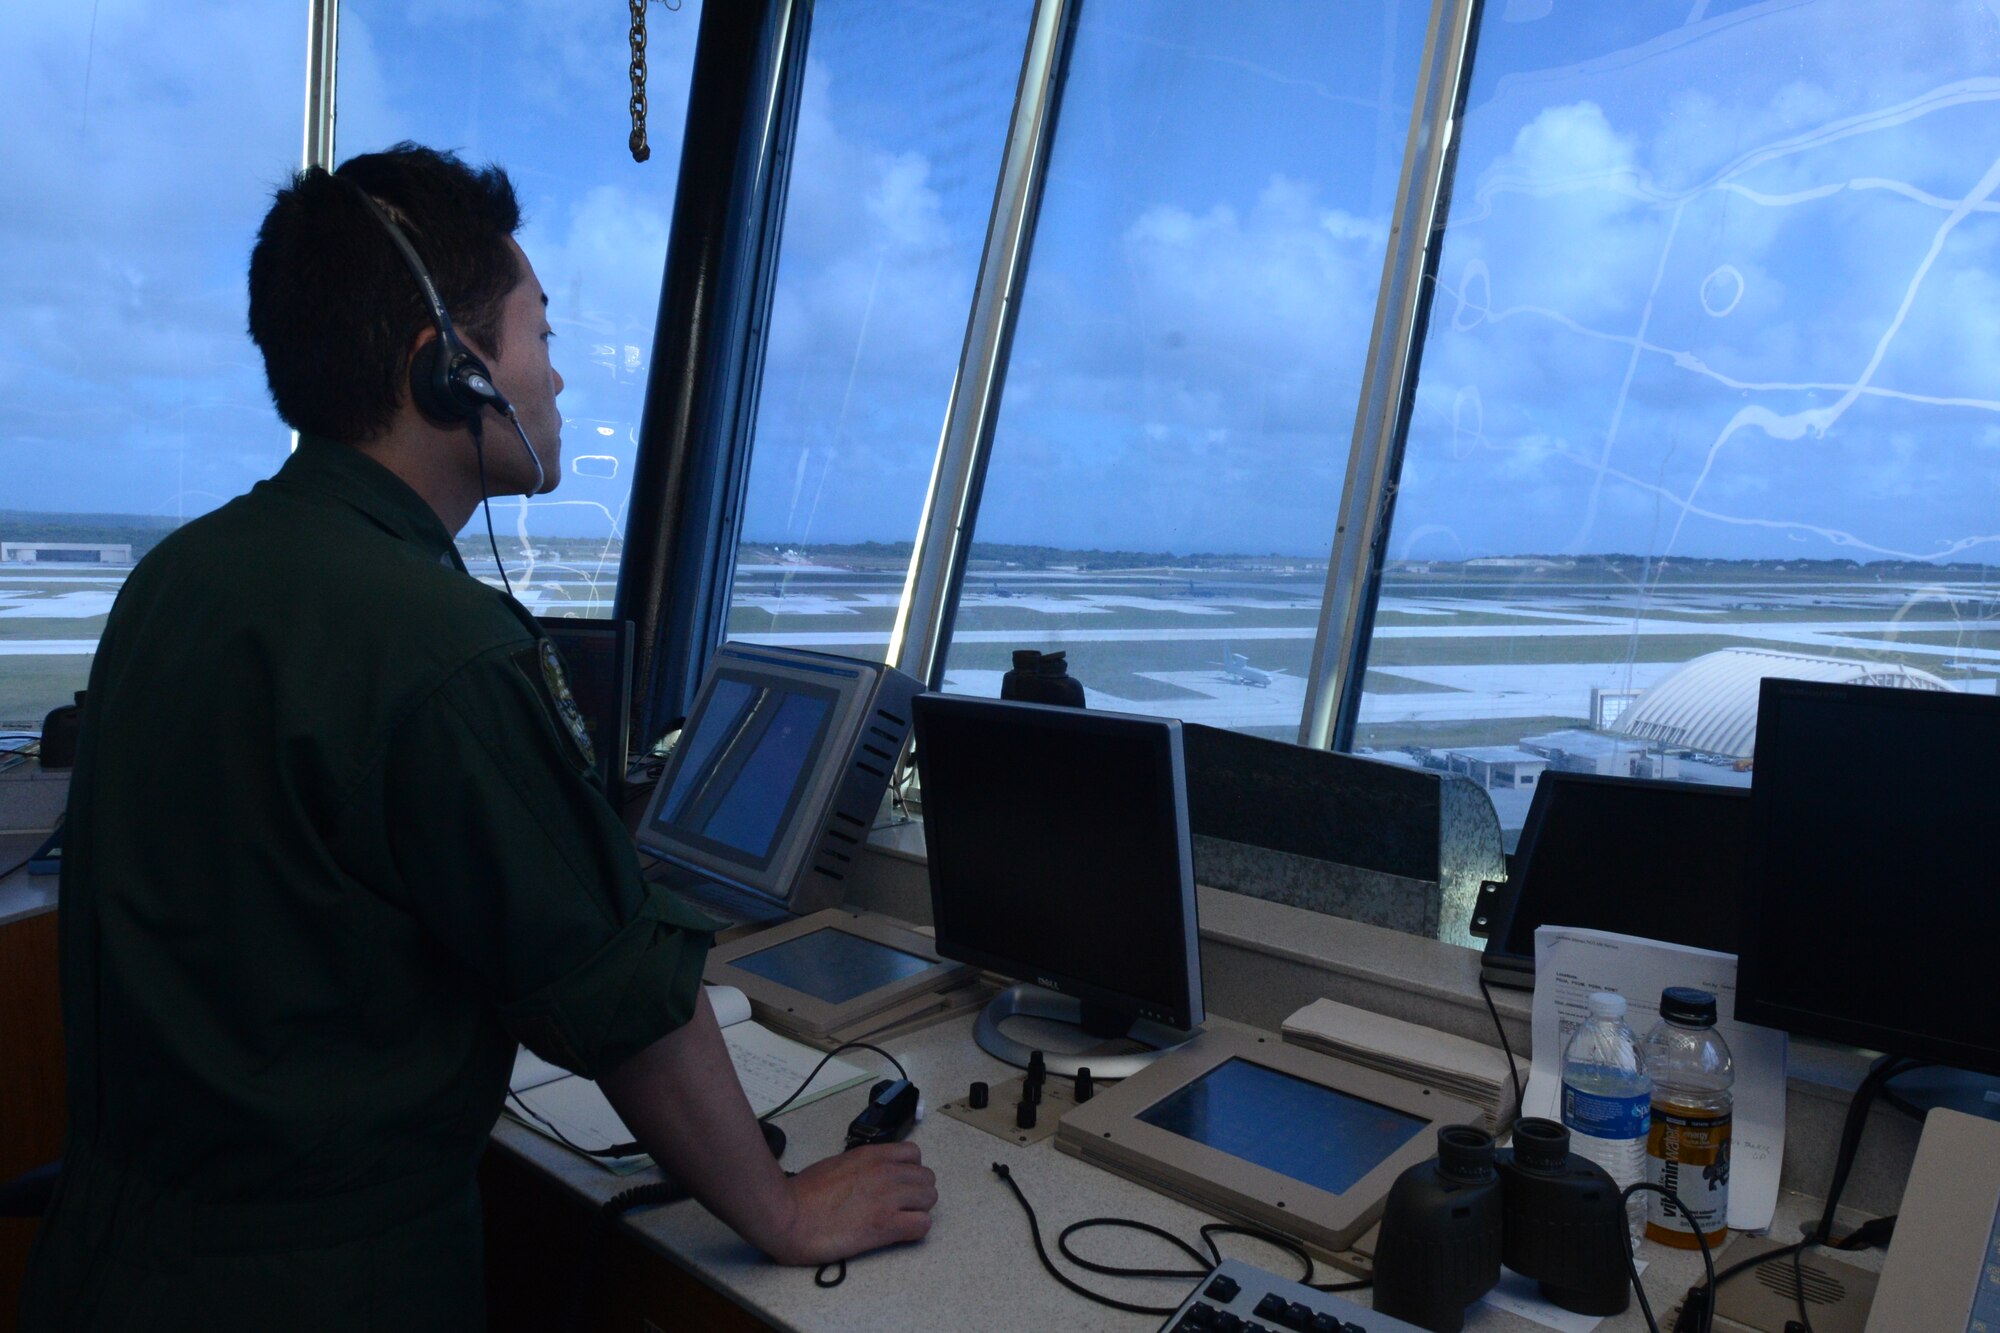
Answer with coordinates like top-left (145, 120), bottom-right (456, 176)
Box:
top-left (1613, 647), bottom-right (1955, 764)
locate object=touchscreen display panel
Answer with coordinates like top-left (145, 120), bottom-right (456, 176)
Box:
top-left (730, 929), bottom-right (936, 1005)
top-left (651, 673), bottom-right (837, 867)
top-left (1137, 1058), bottom-right (1427, 1197)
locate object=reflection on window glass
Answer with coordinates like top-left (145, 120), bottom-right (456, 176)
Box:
top-left (724, 1), bottom-right (1031, 662)
top-left (337, 1), bottom-right (702, 615)
top-left (939, 1), bottom-right (1427, 740)
top-left (1356, 0), bottom-right (2000, 838)
top-left (0, 3), bottom-right (299, 732)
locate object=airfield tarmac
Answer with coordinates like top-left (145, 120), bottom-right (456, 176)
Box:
top-left (721, 563), bottom-right (2000, 750)
top-left (8, 561), bottom-right (1999, 757)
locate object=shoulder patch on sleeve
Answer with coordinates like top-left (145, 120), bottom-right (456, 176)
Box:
top-left (538, 637), bottom-right (598, 771)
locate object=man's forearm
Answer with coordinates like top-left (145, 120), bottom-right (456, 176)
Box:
top-left (598, 989), bottom-right (798, 1254)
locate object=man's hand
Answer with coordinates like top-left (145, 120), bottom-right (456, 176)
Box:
top-left (764, 1142), bottom-right (937, 1266)
top-left (599, 993), bottom-right (939, 1268)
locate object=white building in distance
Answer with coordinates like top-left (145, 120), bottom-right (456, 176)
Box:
top-left (1, 542), bottom-right (134, 565)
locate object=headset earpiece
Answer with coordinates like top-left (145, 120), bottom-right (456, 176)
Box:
top-left (409, 331), bottom-right (505, 426)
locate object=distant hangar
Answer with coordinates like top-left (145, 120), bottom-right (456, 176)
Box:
top-left (1613, 646), bottom-right (1953, 761)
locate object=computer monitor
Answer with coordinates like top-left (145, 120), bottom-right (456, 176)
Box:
top-left (635, 642), bottom-right (921, 923)
top-left (1478, 772), bottom-right (1751, 989)
top-left (1736, 678), bottom-right (2000, 1079)
top-left (535, 616), bottom-right (632, 796)
top-left (911, 694), bottom-right (1203, 1076)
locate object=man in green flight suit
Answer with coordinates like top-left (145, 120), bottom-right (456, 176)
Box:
top-left (21, 144), bottom-right (936, 1330)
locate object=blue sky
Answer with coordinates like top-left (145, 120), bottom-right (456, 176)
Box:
top-left (1394, 0), bottom-right (2000, 564)
top-left (5, 0), bottom-right (1999, 565)
top-left (1, 0), bottom-right (699, 558)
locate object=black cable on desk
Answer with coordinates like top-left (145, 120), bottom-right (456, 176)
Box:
top-left (1669, 1213), bottom-right (1898, 1333)
top-left (1478, 974), bottom-right (1525, 1119)
top-left (993, 1162), bottom-right (1371, 1317)
top-left (1060, 1219), bottom-right (1372, 1294)
top-left (507, 1039), bottom-right (909, 1164)
top-left (1619, 1181), bottom-right (1717, 1333)
top-left (757, 1041), bottom-right (908, 1123)
top-left (992, 1162), bottom-right (1181, 1316)
top-left (1811, 1056), bottom-right (1921, 1246)
top-left (1769, 1055), bottom-right (1922, 1333)
top-left (505, 1090), bottom-right (635, 1161)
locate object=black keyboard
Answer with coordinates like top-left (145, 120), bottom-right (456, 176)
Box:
top-left (1156, 1259), bottom-right (1425, 1333)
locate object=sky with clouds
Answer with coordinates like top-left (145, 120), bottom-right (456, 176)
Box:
top-left (1395, 0), bottom-right (2000, 565)
top-left (1, 0), bottom-right (700, 573)
top-left (5, 0), bottom-right (1999, 565)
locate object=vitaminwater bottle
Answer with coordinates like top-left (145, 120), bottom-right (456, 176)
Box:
top-left (1561, 991), bottom-right (1650, 1239)
top-left (1642, 987), bottom-right (1733, 1249)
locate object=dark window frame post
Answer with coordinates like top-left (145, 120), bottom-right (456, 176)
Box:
top-left (617, 0), bottom-right (812, 753)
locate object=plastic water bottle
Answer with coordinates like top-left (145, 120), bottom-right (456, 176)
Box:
top-left (1561, 991), bottom-right (1650, 1239)
top-left (1642, 987), bottom-right (1733, 1249)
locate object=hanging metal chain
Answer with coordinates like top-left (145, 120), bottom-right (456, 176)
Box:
top-left (628, 0), bottom-right (650, 162)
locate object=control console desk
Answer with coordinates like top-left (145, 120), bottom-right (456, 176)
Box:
top-left (486, 1003), bottom-right (1856, 1332)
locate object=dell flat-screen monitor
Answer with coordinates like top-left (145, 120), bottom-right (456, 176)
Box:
top-left (912, 694), bottom-right (1202, 1075)
top-left (1480, 772), bottom-right (1750, 988)
top-left (1737, 678), bottom-right (2000, 1078)
top-left (636, 642), bottom-right (920, 922)
top-left (536, 616), bottom-right (632, 796)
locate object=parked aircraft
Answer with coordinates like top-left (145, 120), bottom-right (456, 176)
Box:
top-left (1214, 648), bottom-right (1281, 688)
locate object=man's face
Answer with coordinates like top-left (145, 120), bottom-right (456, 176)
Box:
top-left (479, 238), bottom-right (564, 496)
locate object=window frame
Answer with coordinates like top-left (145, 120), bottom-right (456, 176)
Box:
top-left (306, 0), bottom-right (1500, 758)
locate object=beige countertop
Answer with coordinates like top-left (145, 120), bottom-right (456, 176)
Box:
top-left (493, 1004), bottom-right (1874, 1333)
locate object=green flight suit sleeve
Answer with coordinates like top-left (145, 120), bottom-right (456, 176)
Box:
top-left (372, 639), bottom-right (719, 1080)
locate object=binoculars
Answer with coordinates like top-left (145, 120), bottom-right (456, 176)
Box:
top-left (1372, 1118), bottom-right (1632, 1333)
top-left (1000, 649), bottom-right (1086, 708)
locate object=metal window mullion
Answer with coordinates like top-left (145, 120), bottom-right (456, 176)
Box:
top-left (295, 0), bottom-right (339, 458)
top-left (886, 0), bottom-right (1076, 687)
top-left (1299, 0), bottom-right (1484, 751)
top-left (706, 0), bottom-right (809, 677)
top-left (303, 0), bottom-right (339, 171)
top-left (622, 0), bottom-right (812, 747)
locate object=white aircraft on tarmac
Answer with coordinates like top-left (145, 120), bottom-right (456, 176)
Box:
top-left (1213, 648), bottom-right (1283, 688)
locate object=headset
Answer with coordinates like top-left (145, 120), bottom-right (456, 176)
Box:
top-left (339, 172), bottom-right (547, 591)
top-left (348, 184), bottom-right (514, 428)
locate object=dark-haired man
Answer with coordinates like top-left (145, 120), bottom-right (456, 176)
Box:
top-left (21, 144), bottom-right (934, 1331)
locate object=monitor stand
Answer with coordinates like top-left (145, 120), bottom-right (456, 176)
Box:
top-left (974, 982), bottom-right (1200, 1080)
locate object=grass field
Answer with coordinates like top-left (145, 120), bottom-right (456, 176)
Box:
top-left (1353, 714), bottom-right (1582, 752)
top-left (0, 657), bottom-right (90, 731)
top-left (1359, 632), bottom-right (1845, 668)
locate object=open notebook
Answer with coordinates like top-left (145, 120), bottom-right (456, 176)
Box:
top-left (504, 984), bottom-right (871, 1172)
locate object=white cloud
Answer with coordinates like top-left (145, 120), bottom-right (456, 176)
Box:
top-left (0, 1), bottom-right (300, 513)
top-left (740, 44), bottom-right (1011, 544)
top-left (1391, 0), bottom-right (2000, 564)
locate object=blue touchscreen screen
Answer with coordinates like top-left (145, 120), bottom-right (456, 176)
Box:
top-left (731, 929), bottom-right (935, 1005)
top-left (1137, 1058), bottom-right (1427, 1196)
